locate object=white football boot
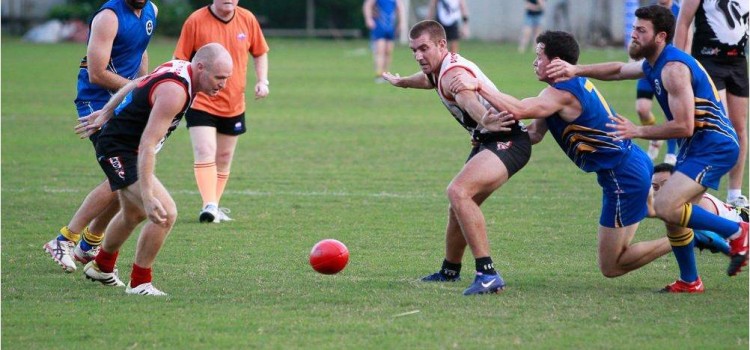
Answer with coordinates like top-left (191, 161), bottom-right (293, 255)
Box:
top-left (43, 238), bottom-right (77, 272)
top-left (126, 282), bottom-right (167, 296)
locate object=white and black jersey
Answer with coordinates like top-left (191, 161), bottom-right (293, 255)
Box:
top-left (97, 60), bottom-right (194, 155)
top-left (429, 52), bottom-right (527, 142)
top-left (692, 0), bottom-right (748, 58)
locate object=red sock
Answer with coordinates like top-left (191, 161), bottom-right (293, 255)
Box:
top-left (130, 263), bottom-right (152, 288)
top-left (94, 249), bottom-right (118, 273)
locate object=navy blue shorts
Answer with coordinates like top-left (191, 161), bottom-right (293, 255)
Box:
top-left (370, 25), bottom-right (395, 41)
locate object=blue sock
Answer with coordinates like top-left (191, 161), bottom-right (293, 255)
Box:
top-left (685, 203), bottom-right (740, 238)
top-left (79, 239), bottom-right (93, 251)
top-left (56, 234), bottom-right (70, 242)
top-left (666, 139), bottom-right (677, 154)
top-left (672, 240), bottom-right (699, 283)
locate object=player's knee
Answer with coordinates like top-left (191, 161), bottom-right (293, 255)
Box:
top-left (446, 183), bottom-right (469, 204)
top-left (598, 262), bottom-right (624, 278)
top-left (653, 196), bottom-right (677, 222)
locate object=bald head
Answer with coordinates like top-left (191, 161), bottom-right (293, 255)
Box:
top-left (191, 43), bottom-right (233, 96)
top-left (192, 42), bottom-right (233, 70)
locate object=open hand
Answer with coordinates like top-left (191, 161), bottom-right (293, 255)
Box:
top-left (605, 114), bottom-right (639, 141)
top-left (546, 58), bottom-right (577, 83)
top-left (449, 73), bottom-right (480, 94)
top-left (481, 108), bottom-right (516, 132)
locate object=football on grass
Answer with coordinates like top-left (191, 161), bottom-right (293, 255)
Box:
top-left (309, 239), bottom-right (349, 274)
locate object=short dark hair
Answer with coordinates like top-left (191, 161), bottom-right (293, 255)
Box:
top-left (409, 20), bottom-right (446, 42)
top-left (635, 5), bottom-right (675, 43)
top-left (653, 162), bottom-right (675, 174)
top-left (535, 31), bottom-right (579, 65)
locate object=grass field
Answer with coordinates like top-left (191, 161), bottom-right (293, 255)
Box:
top-left (2, 36), bottom-right (748, 349)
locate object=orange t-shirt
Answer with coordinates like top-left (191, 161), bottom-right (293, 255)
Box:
top-left (174, 6), bottom-right (269, 117)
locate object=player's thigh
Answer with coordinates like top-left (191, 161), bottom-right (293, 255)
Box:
top-left (451, 150), bottom-right (509, 195)
top-left (653, 171), bottom-right (707, 210)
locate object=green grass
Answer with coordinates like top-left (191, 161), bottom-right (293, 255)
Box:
top-left (2, 37), bottom-right (747, 349)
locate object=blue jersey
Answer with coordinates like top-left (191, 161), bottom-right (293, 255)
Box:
top-left (374, 0), bottom-right (397, 30)
top-left (75, 0), bottom-right (156, 105)
top-left (642, 45), bottom-right (738, 156)
top-left (547, 77), bottom-right (632, 172)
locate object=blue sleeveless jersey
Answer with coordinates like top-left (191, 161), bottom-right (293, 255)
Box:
top-left (374, 0), bottom-right (397, 30)
top-left (641, 45), bottom-right (738, 159)
top-left (75, 0), bottom-right (156, 105)
top-left (547, 77), bottom-right (632, 172)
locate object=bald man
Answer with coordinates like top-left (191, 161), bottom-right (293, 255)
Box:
top-left (76, 43), bottom-right (233, 295)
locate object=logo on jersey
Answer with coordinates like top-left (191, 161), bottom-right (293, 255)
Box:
top-left (108, 157), bottom-right (126, 179)
top-left (496, 141), bottom-right (512, 151)
top-left (449, 52), bottom-right (459, 64)
top-left (238, 33), bottom-right (247, 40)
top-left (654, 79), bottom-right (661, 95)
top-left (146, 20), bottom-right (154, 35)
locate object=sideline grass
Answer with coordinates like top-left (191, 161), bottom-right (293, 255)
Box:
top-left (2, 37), bottom-right (747, 349)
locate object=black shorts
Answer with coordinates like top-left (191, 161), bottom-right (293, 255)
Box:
top-left (97, 152), bottom-right (138, 191)
top-left (185, 108), bottom-right (247, 135)
top-left (467, 131), bottom-right (532, 178)
top-left (697, 57), bottom-right (749, 97)
top-left (442, 22), bottom-right (460, 41)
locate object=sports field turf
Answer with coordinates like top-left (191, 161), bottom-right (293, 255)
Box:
top-left (2, 37), bottom-right (747, 349)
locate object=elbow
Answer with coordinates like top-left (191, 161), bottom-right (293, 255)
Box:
top-left (676, 123), bottom-right (694, 138)
top-left (88, 70), bottom-right (105, 86)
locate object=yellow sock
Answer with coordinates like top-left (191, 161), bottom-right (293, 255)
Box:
top-left (59, 226), bottom-right (81, 243)
top-left (194, 162), bottom-right (218, 207)
top-left (641, 113), bottom-right (656, 126)
top-left (82, 227), bottom-right (104, 246)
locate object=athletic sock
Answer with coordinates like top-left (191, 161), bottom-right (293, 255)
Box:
top-left (727, 189), bottom-right (742, 202)
top-left (57, 226), bottom-right (80, 243)
top-left (440, 259), bottom-right (461, 278)
top-left (668, 229), bottom-right (698, 283)
top-left (475, 257), bottom-right (496, 275)
top-left (641, 114), bottom-right (656, 125)
top-left (194, 161), bottom-right (217, 207)
top-left (130, 263), bottom-right (152, 288)
top-left (684, 203), bottom-right (741, 238)
top-left (216, 171), bottom-right (230, 204)
top-left (94, 249), bottom-right (119, 273)
top-left (80, 227), bottom-right (103, 251)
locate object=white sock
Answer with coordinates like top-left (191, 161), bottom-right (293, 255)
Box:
top-left (727, 189), bottom-right (742, 201)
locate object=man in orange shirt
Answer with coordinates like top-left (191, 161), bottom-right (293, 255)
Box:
top-left (174, 0), bottom-right (269, 223)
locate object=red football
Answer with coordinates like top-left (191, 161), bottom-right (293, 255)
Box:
top-left (309, 239), bottom-right (349, 274)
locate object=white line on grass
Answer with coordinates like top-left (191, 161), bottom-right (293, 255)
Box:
top-left (5, 187), bottom-right (439, 200)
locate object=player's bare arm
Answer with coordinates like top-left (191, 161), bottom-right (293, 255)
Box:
top-left (525, 117), bottom-right (549, 145)
top-left (363, 0), bottom-right (376, 29)
top-left (383, 71), bottom-right (434, 89)
top-left (138, 51), bottom-right (149, 77)
top-left (138, 81), bottom-right (188, 225)
top-left (674, 0), bottom-right (699, 52)
top-left (87, 10), bottom-right (130, 91)
top-left (546, 58), bottom-right (644, 82)
top-left (253, 53), bottom-right (270, 99)
top-left (75, 77), bottom-right (145, 138)
top-left (441, 68), bottom-right (489, 125)
top-left (607, 63), bottom-right (695, 141)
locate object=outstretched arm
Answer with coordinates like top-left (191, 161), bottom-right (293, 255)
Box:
top-left (382, 71), bottom-right (435, 89)
top-left (449, 73), bottom-right (570, 120)
top-left (75, 77), bottom-right (145, 138)
top-left (546, 58), bottom-right (644, 82)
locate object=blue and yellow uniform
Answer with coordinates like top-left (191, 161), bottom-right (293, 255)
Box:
top-left (642, 45), bottom-right (739, 189)
top-left (548, 77), bottom-right (653, 228)
top-left (75, 0), bottom-right (156, 118)
top-left (635, 3), bottom-right (680, 99)
top-left (370, 0), bottom-right (398, 41)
